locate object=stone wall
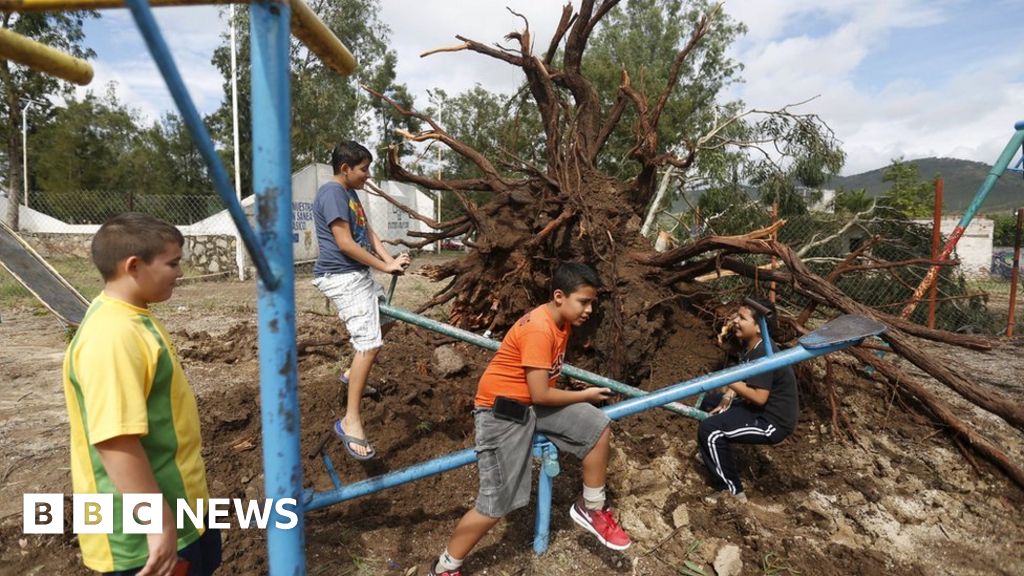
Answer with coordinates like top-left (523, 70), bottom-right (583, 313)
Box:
top-left (185, 235), bottom-right (239, 275)
top-left (20, 233), bottom-right (92, 259)
top-left (18, 232), bottom-right (241, 276)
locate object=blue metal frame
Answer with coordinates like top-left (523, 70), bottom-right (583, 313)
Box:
top-left (950, 122), bottom-right (1024, 236)
top-left (379, 303), bottom-right (704, 419)
top-left (125, 1), bottom-right (304, 573)
top-left (758, 316), bottom-right (775, 356)
top-left (250, 2), bottom-right (304, 574)
top-left (307, 306), bottom-right (886, 553)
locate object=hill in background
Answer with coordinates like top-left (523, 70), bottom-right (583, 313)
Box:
top-left (828, 157), bottom-right (1024, 214)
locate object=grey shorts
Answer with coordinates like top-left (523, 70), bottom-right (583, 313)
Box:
top-left (473, 402), bottom-right (611, 518)
top-left (312, 269), bottom-right (394, 352)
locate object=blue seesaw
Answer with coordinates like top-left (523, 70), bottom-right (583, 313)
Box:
top-left (306, 303), bottom-right (886, 554)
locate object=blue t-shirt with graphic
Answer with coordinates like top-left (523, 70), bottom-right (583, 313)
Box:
top-left (313, 180), bottom-right (372, 275)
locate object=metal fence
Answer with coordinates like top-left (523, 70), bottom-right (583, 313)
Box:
top-left (651, 201), bottom-right (1018, 336)
top-left (17, 190), bottom-right (231, 234)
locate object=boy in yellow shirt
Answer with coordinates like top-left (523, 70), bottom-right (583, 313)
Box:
top-left (63, 212), bottom-right (219, 575)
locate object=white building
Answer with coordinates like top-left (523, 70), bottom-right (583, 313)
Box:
top-left (289, 163), bottom-right (437, 261)
top-left (910, 217), bottom-right (993, 277)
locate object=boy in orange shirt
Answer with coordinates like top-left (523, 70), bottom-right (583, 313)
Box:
top-left (426, 263), bottom-right (631, 576)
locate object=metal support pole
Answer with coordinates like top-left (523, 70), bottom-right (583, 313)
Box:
top-left (250, 1), bottom-right (303, 573)
top-left (306, 449), bottom-right (478, 510)
top-left (379, 303), bottom-right (705, 419)
top-left (533, 441), bottom-right (559, 554)
top-left (21, 102), bottom-right (29, 209)
top-left (604, 341), bottom-right (846, 421)
top-left (6, 0), bottom-right (357, 77)
top-left (757, 317), bottom-right (774, 356)
top-left (230, 2), bottom-right (246, 281)
top-left (1008, 207), bottom-right (1023, 338)
top-left (928, 177), bottom-right (943, 329)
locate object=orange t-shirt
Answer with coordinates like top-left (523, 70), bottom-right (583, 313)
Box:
top-left (474, 304), bottom-right (569, 408)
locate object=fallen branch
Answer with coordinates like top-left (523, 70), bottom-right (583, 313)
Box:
top-left (849, 346), bottom-right (1024, 489)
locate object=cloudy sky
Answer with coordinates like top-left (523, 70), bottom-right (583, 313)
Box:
top-left (78, 0), bottom-right (1023, 175)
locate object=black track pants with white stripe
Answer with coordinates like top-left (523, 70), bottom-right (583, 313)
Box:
top-left (697, 399), bottom-right (789, 494)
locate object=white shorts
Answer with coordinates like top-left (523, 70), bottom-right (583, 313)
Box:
top-left (312, 269), bottom-right (394, 352)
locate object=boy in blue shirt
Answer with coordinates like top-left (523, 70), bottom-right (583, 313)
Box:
top-left (312, 140), bottom-right (409, 460)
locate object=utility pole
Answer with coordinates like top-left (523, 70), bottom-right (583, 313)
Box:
top-left (230, 3), bottom-right (245, 280)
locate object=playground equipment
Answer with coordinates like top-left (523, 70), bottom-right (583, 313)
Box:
top-left (900, 121), bottom-right (1024, 319)
top-left (0, 219), bottom-right (88, 326)
top-left (3, 0), bottom-right (890, 571)
top-left (306, 304), bottom-right (886, 554)
top-left (1, 0), bottom-right (355, 571)
top-left (0, 27), bottom-right (94, 85)
top-left (2, 0), bottom-right (356, 77)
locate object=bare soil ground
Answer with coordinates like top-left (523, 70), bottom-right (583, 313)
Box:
top-left (1, 259), bottom-right (1023, 576)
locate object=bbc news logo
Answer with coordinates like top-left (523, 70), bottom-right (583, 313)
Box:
top-left (23, 494), bottom-right (299, 534)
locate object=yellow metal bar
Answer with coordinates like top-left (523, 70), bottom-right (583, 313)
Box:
top-left (0, 0), bottom-right (236, 9)
top-left (289, 0), bottom-right (355, 76)
top-left (0, 27), bottom-right (93, 84)
top-left (0, 0), bottom-right (356, 77)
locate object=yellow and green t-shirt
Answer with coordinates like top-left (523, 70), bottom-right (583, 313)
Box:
top-left (62, 293), bottom-right (210, 572)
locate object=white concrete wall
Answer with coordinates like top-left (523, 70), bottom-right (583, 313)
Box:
top-left (289, 163), bottom-right (436, 258)
top-left (291, 163), bottom-right (334, 262)
top-left (912, 217), bottom-right (993, 277)
top-left (3, 165), bottom-right (439, 268)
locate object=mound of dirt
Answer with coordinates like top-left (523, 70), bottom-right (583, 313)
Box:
top-left (191, 314), bottom-right (1024, 576)
top-left (3, 296), bottom-right (1022, 576)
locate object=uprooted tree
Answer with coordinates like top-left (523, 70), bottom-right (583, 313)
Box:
top-left (367, 0), bottom-right (840, 373)
top-left (366, 0), bottom-right (1024, 488)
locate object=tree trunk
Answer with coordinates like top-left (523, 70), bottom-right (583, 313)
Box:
top-left (364, 2), bottom-right (1023, 488)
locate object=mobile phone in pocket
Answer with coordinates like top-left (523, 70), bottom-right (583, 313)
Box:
top-left (492, 396), bottom-right (529, 424)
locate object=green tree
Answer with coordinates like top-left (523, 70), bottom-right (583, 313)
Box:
top-left (583, 0), bottom-right (843, 218)
top-left (144, 112), bottom-right (213, 196)
top-left (833, 187), bottom-right (874, 214)
top-left (878, 158), bottom-right (934, 218)
top-left (992, 211), bottom-right (1021, 247)
top-left (31, 86), bottom-right (142, 194)
top-left (0, 10), bottom-right (96, 228)
top-left (209, 0), bottom-right (418, 193)
top-left (583, 0), bottom-right (745, 180)
top-left (30, 87), bottom-right (214, 224)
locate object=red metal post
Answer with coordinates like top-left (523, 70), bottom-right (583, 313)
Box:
top-left (927, 178), bottom-right (943, 328)
top-left (770, 202), bottom-right (778, 304)
top-left (1007, 207), bottom-right (1023, 338)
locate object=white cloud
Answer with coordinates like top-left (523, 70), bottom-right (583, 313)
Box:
top-left (382, 0), bottom-right (569, 104)
top-left (722, 0), bottom-right (1023, 174)
top-left (76, 6), bottom-right (227, 121)
top-left (76, 1), bottom-right (1023, 176)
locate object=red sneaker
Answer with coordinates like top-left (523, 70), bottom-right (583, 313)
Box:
top-left (429, 559), bottom-right (464, 576)
top-left (569, 499), bottom-right (632, 550)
